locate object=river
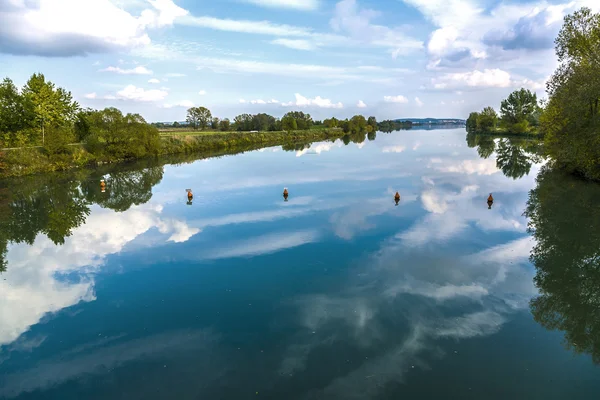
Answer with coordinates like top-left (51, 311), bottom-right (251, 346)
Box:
top-left (0, 128), bottom-right (599, 399)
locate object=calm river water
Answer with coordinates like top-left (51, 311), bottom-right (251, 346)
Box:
top-left (0, 128), bottom-right (599, 399)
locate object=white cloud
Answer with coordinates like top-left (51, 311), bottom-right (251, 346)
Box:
top-left (198, 90), bottom-right (207, 95)
top-left (282, 93), bottom-right (343, 109)
top-left (165, 72), bottom-right (186, 77)
top-left (240, 0), bottom-right (320, 10)
top-left (357, 100), bottom-right (367, 108)
top-left (84, 92), bottom-right (97, 99)
top-left (148, 78), bottom-right (160, 84)
top-left (271, 38), bottom-right (316, 50)
top-left (431, 68), bottom-right (512, 90)
top-left (100, 66), bottom-right (153, 75)
top-left (0, 0), bottom-right (185, 56)
top-left (415, 97), bottom-right (424, 107)
top-left (114, 85), bottom-right (169, 102)
top-left (383, 95), bottom-right (408, 103)
top-left (162, 100), bottom-right (195, 108)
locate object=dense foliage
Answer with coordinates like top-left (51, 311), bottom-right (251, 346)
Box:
top-left (541, 7), bottom-right (600, 180)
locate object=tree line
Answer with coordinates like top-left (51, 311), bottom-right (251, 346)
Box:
top-left (466, 88), bottom-right (542, 135)
top-left (467, 7), bottom-right (600, 181)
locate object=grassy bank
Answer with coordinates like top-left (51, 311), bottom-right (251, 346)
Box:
top-left (0, 128), bottom-right (345, 178)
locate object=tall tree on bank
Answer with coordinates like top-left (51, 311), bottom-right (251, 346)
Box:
top-left (541, 7), bottom-right (600, 181)
top-left (186, 107), bottom-right (212, 130)
top-left (21, 73), bottom-right (79, 145)
top-left (500, 88), bottom-right (538, 133)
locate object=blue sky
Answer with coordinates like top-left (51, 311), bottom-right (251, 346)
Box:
top-left (1, 0), bottom-right (598, 122)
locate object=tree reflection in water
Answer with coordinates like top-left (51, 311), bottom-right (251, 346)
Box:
top-left (524, 166), bottom-right (600, 364)
top-left (0, 164), bottom-right (164, 272)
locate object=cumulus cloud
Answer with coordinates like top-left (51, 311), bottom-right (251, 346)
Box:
top-left (431, 68), bottom-right (512, 90)
top-left (357, 100), bottom-right (367, 108)
top-left (282, 93), bottom-right (343, 109)
top-left (84, 92), bottom-right (97, 99)
top-left (415, 97), bottom-right (424, 106)
top-left (113, 85), bottom-right (169, 102)
top-left (198, 90), bottom-right (207, 95)
top-left (383, 95), bottom-right (408, 103)
top-left (100, 66), bottom-right (153, 75)
top-left (148, 78), bottom-right (160, 84)
top-left (0, 0), bottom-right (187, 57)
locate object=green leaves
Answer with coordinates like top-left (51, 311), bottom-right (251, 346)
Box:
top-left (186, 106), bottom-right (212, 130)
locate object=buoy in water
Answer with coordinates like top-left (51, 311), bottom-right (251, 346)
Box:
top-left (186, 189), bottom-right (193, 200)
top-left (487, 193), bottom-right (494, 202)
top-left (283, 188), bottom-right (289, 201)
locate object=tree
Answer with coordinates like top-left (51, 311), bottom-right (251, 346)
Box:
top-left (186, 106), bottom-right (212, 130)
top-left (219, 118), bottom-right (231, 131)
top-left (367, 116), bottom-right (377, 132)
top-left (466, 112), bottom-right (479, 132)
top-left (281, 116), bottom-right (297, 132)
top-left (0, 77), bottom-right (36, 146)
top-left (324, 117), bottom-right (338, 128)
top-left (233, 114), bottom-right (253, 131)
top-left (539, 7), bottom-right (600, 181)
top-left (500, 88), bottom-right (538, 133)
top-left (21, 73), bottom-right (79, 146)
top-left (476, 106), bottom-right (498, 132)
top-left (211, 117), bottom-right (220, 130)
top-left (283, 111), bottom-right (312, 130)
top-left (252, 113), bottom-right (275, 131)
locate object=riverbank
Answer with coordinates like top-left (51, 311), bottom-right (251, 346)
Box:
top-left (0, 128), bottom-right (345, 178)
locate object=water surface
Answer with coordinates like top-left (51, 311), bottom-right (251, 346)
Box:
top-left (1, 129), bottom-right (599, 399)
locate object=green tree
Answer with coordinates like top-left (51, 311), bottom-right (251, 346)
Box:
top-left (476, 106), bottom-right (498, 132)
top-left (0, 77), bottom-right (36, 147)
top-left (367, 116), bottom-right (377, 132)
top-left (500, 88), bottom-right (538, 133)
top-left (252, 113), bottom-right (275, 131)
top-left (211, 117), bottom-right (220, 130)
top-left (525, 166), bottom-right (600, 363)
top-left (466, 112), bottom-right (479, 133)
top-left (22, 73), bottom-right (79, 146)
top-left (542, 7), bottom-right (600, 181)
top-left (233, 114), bottom-right (253, 131)
top-left (185, 107), bottom-right (211, 130)
top-left (324, 118), bottom-right (338, 128)
top-left (281, 116), bottom-right (297, 132)
top-left (219, 118), bottom-right (231, 131)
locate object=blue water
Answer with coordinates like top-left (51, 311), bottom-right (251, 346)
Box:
top-left (0, 129), bottom-right (598, 399)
